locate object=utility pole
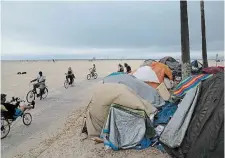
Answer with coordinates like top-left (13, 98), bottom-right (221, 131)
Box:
top-left (200, 0), bottom-right (208, 68)
top-left (180, 0), bottom-right (191, 79)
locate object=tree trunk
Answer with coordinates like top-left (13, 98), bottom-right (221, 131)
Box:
top-left (180, 0), bottom-right (191, 79)
top-left (200, 0), bottom-right (208, 68)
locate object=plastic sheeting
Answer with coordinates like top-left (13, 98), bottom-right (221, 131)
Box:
top-left (162, 72), bottom-right (224, 158)
top-left (160, 86), bottom-right (200, 148)
top-left (103, 74), bottom-right (165, 108)
top-left (101, 105), bottom-right (152, 150)
top-left (133, 66), bottom-right (159, 83)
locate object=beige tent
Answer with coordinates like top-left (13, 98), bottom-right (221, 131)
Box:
top-left (83, 83), bottom-right (157, 137)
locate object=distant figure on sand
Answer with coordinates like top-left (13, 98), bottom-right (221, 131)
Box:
top-left (66, 67), bottom-right (75, 85)
top-left (30, 71), bottom-right (46, 95)
top-left (118, 64), bottom-right (124, 72)
top-left (124, 63), bottom-right (131, 73)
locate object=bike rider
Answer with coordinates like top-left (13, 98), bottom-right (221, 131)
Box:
top-left (1, 94), bottom-right (34, 120)
top-left (91, 64), bottom-right (96, 76)
top-left (66, 67), bottom-right (75, 85)
top-left (30, 71), bottom-right (46, 97)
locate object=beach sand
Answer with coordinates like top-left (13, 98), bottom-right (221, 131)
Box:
top-left (1, 59), bottom-right (223, 158)
top-left (1, 60), bottom-right (143, 99)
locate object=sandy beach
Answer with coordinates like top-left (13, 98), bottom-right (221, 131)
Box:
top-left (1, 59), bottom-right (223, 158)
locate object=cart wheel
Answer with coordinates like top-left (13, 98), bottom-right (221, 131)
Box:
top-left (23, 113), bottom-right (32, 126)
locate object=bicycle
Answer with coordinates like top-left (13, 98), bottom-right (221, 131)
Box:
top-left (87, 68), bottom-right (98, 80)
top-left (1, 98), bottom-right (35, 139)
top-left (26, 83), bottom-right (48, 103)
top-left (64, 73), bottom-right (75, 89)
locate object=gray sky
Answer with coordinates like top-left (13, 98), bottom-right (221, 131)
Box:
top-left (1, 1), bottom-right (224, 59)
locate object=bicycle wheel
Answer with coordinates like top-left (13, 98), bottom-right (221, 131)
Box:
top-left (94, 73), bottom-right (98, 79)
top-left (41, 87), bottom-right (48, 99)
top-left (1, 118), bottom-right (10, 139)
top-left (64, 80), bottom-right (69, 89)
top-left (26, 90), bottom-right (35, 103)
top-left (87, 74), bottom-right (91, 80)
top-left (23, 113), bottom-right (32, 126)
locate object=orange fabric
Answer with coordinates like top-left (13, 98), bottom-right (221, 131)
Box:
top-left (150, 62), bottom-right (172, 83)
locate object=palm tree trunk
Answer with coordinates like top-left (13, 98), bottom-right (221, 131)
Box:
top-left (180, 0), bottom-right (191, 79)
top-left (200, 0), bottom-right (208, 68)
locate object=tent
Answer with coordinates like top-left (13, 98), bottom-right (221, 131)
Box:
top-left (133, 66), bottom-right (159, 83)
top-left (131, 63), bottom-right (173, 89)
top-left (159, 56), bottom-right (181, 72)
top-left (101, 104), bottom-right (155, 150)
top-left (131, 66), bottom-right (160, 88)
top-left (82, 83), bottom-right (157, 137)
top-left (161, 72), bottom-right (224, 158)
top-left (150, 62), bottom-right (173, 82)
top-left (103, 74), bottom-right (165, 108)
top-left (140, 59), bottom-right (157, 67)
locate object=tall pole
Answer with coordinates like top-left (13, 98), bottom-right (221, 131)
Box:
top-left (216, 53), bottom-right (218, 67)
top-left (200, 0), bottom-right (208, 68)
top-left (180, 0), bottom-right (191, 79)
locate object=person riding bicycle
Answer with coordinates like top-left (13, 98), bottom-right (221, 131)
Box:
top-left (1, 94), bottom-right (34, 120)
top-left (66, 67), bottom-right (75, 85)
top-left (30, 71), bottom-right (46, 96)
top-left (91, 64), bottom-right (96, 76)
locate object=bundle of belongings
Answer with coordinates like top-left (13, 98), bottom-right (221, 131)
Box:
top-left (191, 60), bottom-right (203, 74)
top-left (202, 66), bottom-right (224, 74)
top-left (81, 62), bottom-right (224, 158)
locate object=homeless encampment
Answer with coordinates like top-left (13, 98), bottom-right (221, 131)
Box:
top-left (160, 73), bottom-right (224, 158)
top-left (103, 74), bottom-right (165, 108)
top-left (82, 83), bottom-right (157, 137)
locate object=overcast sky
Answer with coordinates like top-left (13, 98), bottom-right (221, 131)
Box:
top-left (1, 1), bottom-right (224, 59)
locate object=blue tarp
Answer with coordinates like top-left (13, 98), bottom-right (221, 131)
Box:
top-left (154, 102), bottom-right (178, 126)
top-left (106, 72), bottom-right (125, 77)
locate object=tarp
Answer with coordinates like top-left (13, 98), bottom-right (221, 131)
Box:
top-left (83, 83), bottom-right (157, 136)
top-left (107, 72), bottom-right (125, 77)
top-left (173, 74), bottom-right (213, 98)
top-left (101, 104), bottom-right (155, 150)
top-left (133, 66), bottom-right (159, 83)
top-left (153, 102), bottom-right (178, 126)
top-left (160, 86), bottom-right (200, 148)
top-left (159, 56), bottom-right (180, 71)
top-left (103, 74), bottom-right (165, 108)
top-left (140, 59), bottom-right (156, 67)
top-left (202, 66), bottom-right (224, 74)
top-left (162, 72), bottom-right (224, 158)
top-left (150, 62), bottom-right (173, 82)
top-left (191, 60), bottom-right (202, 74)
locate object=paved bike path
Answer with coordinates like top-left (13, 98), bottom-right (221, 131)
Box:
top-left (1, 78), bottom-right (101, 158)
